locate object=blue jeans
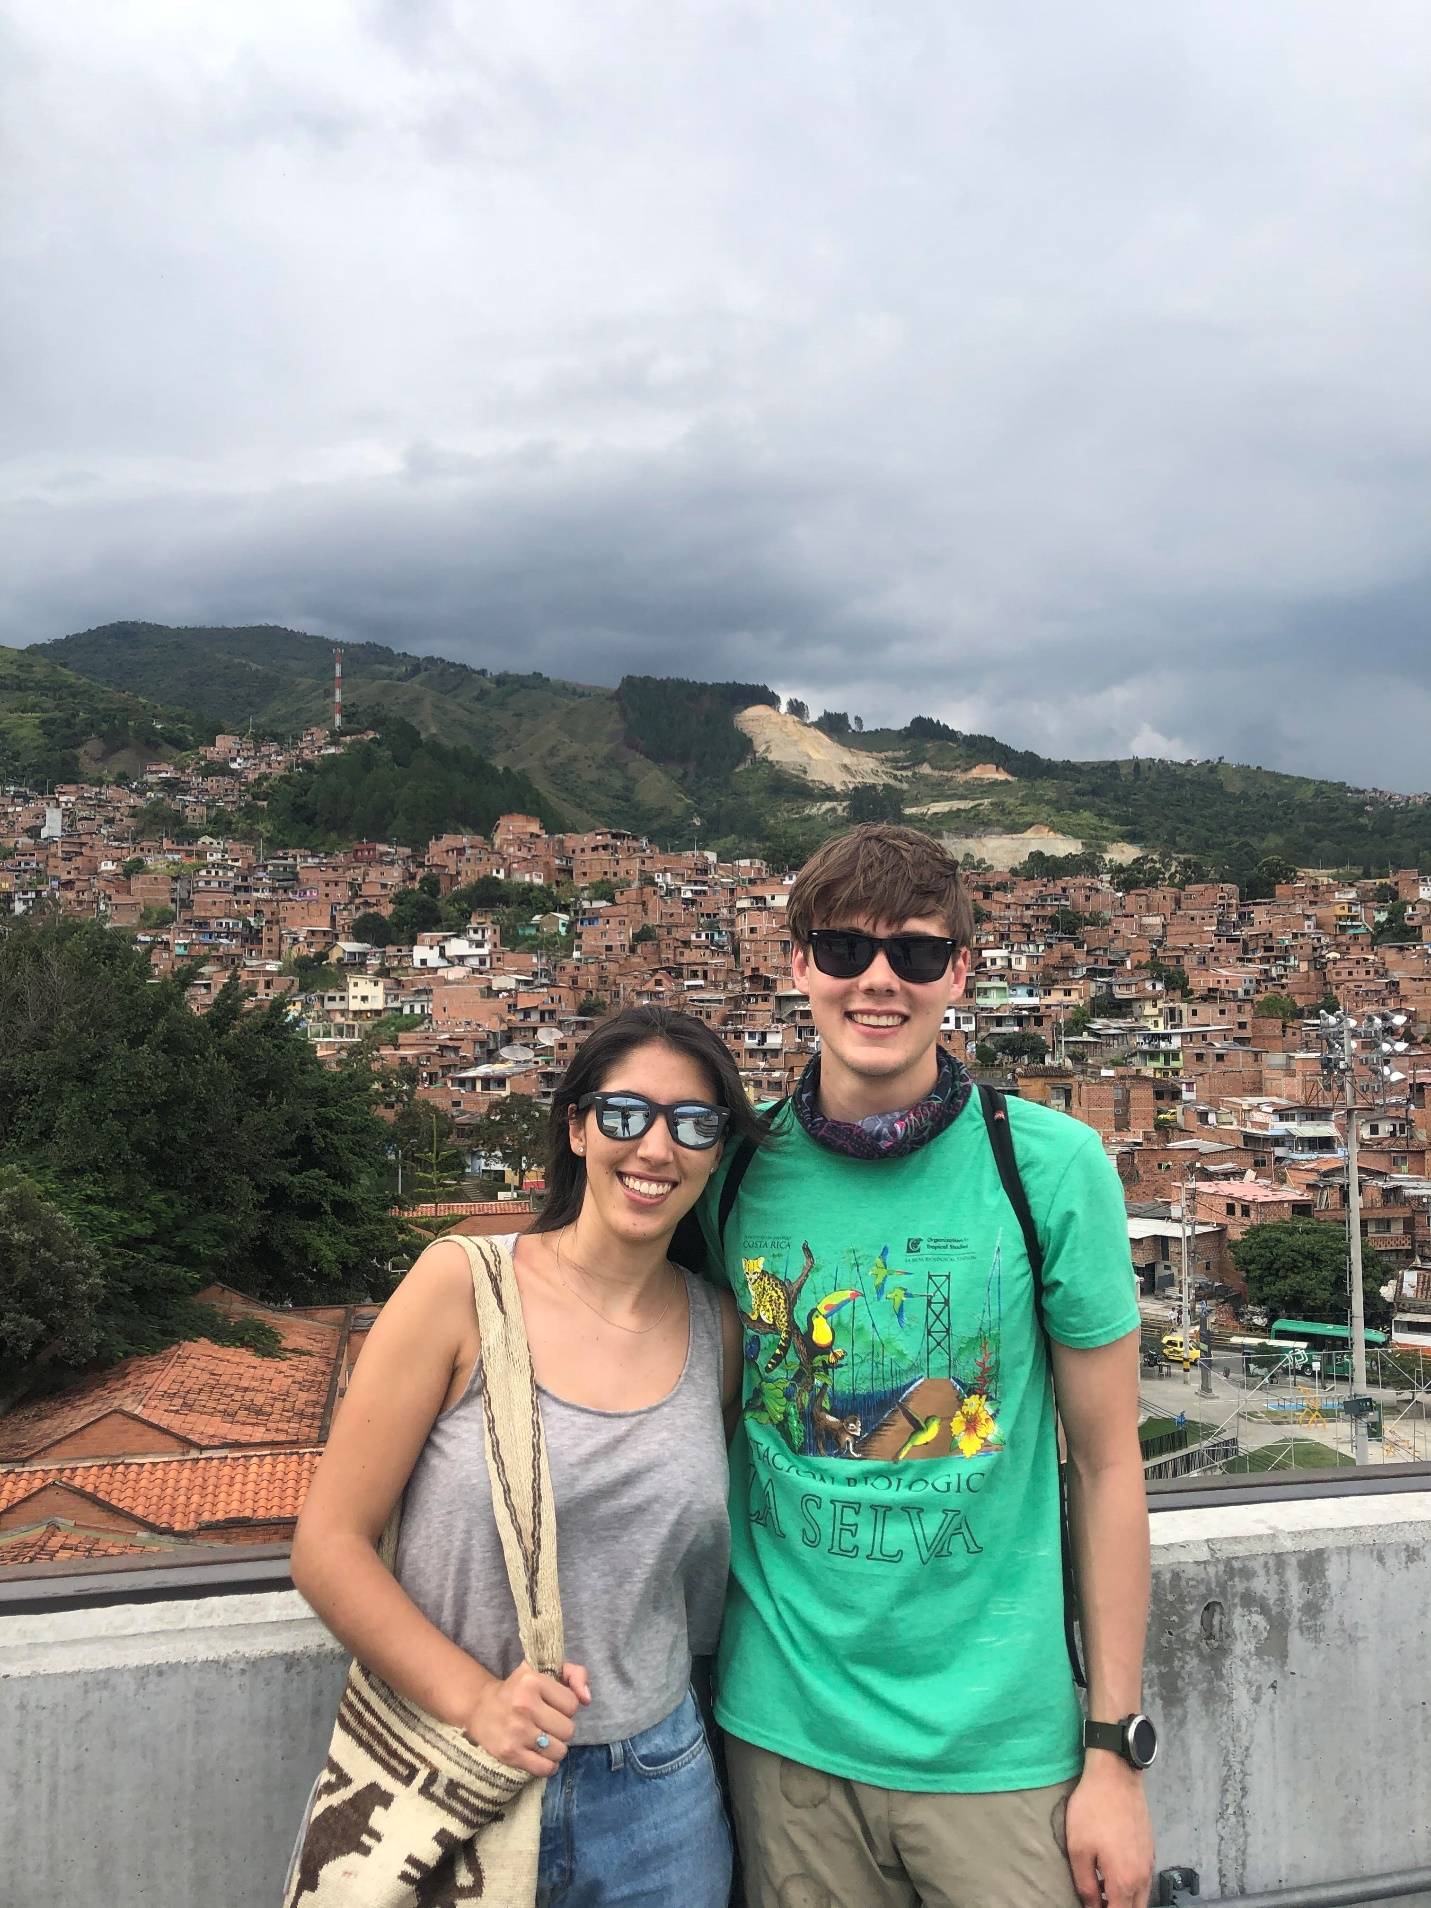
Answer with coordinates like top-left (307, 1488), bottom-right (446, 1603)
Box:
top-left (536, 1688), bottom-right (732, 1908)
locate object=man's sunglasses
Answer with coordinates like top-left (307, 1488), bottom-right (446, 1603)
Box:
top-left (806, 929), bottom-right (959, 985)
top-left (576, 1091), bottom-right (730, 1151)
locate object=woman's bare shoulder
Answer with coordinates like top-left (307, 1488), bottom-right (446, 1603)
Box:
top-left (373, 1236), bottom-right (481, 1350)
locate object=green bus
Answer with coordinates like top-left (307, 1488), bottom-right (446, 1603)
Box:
top-left (1270, 1318), bottom-right (1387, 1378)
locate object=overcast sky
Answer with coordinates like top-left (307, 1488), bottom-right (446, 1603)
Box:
top-left (4, 1), bottom-right (1430, 789)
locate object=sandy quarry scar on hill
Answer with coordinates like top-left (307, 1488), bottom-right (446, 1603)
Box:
top-left (938, 827), bottom-right (1144, 866)
top-left (734, 705), bottom-right (898, 789)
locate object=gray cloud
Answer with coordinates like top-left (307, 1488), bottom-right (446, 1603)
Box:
top-left (3, 0), bottom-right (1430, 789)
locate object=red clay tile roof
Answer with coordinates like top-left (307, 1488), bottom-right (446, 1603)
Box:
top-left (0, 1522), bottom-right (186, 1565)
top-left (0, 1313), bottom-right (341, 1462)
top-left (0, 1450), bottom-right (321, 1535)
top-left (393, 1201), bottom-right (535, 1217)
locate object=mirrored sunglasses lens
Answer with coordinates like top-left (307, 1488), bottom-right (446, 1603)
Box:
top-left (673, 1106), bottom-right (726, 1148)
top-left (598, 1097), bottom-right (654, 1140)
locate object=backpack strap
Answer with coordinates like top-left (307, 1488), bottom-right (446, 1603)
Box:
top-left (716, 1099), bottom-right (786, 1245)
top-left (977, 1082), bottom-right (1086, 1690)
top-left (668, 1099), bottom-right (787, 1277)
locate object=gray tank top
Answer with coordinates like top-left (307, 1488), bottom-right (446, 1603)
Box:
top-left (394, 1242), bottom-right (731, 1744)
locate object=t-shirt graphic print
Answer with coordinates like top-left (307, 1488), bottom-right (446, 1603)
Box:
top-left (700, 1094), bottom-right (1140, 1793)
top-left (739, 1229), bottom-right (1010, 1470)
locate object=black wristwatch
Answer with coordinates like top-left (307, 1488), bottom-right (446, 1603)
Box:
top-left (1083, 1713), bottom-right (1158, 1770)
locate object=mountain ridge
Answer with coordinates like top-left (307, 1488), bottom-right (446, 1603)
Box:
top-left (22, 621), bottom-right (1431, 874)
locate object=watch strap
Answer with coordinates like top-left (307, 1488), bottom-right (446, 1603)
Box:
top-left (1082, 1719), bottom-right (1128, 1757)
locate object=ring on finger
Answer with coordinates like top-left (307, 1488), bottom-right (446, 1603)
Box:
top-left (535, 1732), bottom-right (551, 1752)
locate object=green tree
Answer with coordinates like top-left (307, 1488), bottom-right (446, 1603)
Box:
top-left (0, 1169), bottom-right (105, 1408)
top-left (632, 922), bottom-right (659, 946)
top-left (1140, 957), bottom-right (1191, 997)
top-left (284, 951), bottom-right (333, 993)
top-left (785, 698), bottom-right (809, 722)
top-left (391, 1102), bottom-right (465, 1209)
top-left (847, 785), bottom-right (904, 824)
top-left (973, 1042), bottom-right (999, 1070)
top-left (0, 918), bottom-right (409, 1381)
top-left (351, 910), bottom-right (393, 946)
top-left (471, 1096), bottom-right (548, 1190)
top-left (387, 888), bottom-right (442, 942)
top-left (1065, 1004), bottom-right (1093, 1036)
top-left (122, 857), bottom-right (146, 879)
top-left (1243, 853), bottom-right (1300, 901)
top-left (1374, 900), bottom-right (1410, 946)
top-left (1317, 988), bottom-right (1341, 1015)
top-left (1255, 991), bottom-right (1301, 1028)
top-left (988, 1031), bottom-right (1048, 1065)
top-left (1231, 1219), bottom-right (1390, 1328)
top-left (578, 994), bottom-right (608, 1017)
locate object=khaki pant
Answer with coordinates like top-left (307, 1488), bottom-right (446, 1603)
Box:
top-left (725, 1736), bottom-right (1082, 1908)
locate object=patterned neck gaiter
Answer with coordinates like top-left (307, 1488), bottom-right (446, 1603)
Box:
top-left (792, 1045), bottom-right (972, 1160)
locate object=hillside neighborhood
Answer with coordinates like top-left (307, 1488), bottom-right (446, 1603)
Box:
top-left (3, 723), bottom-right (1430, 1572)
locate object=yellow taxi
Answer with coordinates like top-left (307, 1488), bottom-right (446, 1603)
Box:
top-left (1160, 1331), bottom-right (1203, 1366)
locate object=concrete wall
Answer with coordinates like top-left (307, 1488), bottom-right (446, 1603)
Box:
top-left (1, 1591), bottom-right (348, 1908)
top-left (2, 1492), bottom-right (1429, 1907)
top-left (1143, 1492), bottom-right (1431, 1904)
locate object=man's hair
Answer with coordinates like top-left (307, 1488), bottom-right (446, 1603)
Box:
top-left (786, 824), bottom-right (974, 952)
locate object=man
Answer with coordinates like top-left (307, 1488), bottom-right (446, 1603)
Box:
top-left (698, 825), bottom-right (1154, 1908)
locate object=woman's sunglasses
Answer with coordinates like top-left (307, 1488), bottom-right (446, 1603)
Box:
top-left (806, 929), bottom-right (959, 985)
top-left (576, 1091), bottom-right (730, 1151)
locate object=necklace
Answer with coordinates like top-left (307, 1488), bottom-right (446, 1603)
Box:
top-left (552, 1229), bottom-right (677, 1337)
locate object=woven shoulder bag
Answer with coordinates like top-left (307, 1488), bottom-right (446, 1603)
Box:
top-left (283, 1234), bottom-right (563, 1907)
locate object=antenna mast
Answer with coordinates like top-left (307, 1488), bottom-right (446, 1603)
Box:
top-left (333, 647), bottom-right (343, 733)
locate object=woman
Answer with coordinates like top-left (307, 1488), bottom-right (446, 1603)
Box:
top-left (290, 1005), bottom-right (760, 1907)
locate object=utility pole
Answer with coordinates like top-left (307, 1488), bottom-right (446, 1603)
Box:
top-left (1341, 1016), bottom-right (1370, 1465)
top-left (1318, 1007), bottom-right (1407, 1463)
top-left (1179, 1171), bottom-right (1193, 1386)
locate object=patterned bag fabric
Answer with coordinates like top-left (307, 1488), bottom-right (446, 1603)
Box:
top-left (284, 1235), bottom-right (563, 1908)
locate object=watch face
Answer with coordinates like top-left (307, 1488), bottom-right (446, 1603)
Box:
top-left (1128, 1715), bottom-right (1158, 1768)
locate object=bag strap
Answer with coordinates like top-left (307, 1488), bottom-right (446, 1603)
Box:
top-left (976, 1083), bottom-right (1086, 1690)
top-left (381, 1234), bottom-right (565, 1677)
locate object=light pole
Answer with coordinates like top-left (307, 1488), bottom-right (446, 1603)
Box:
top-left (1179, 1170), bottom-right (1197, 1387)
top-left (1340, 1016), bottom-right (1370, 1465)
top-left (1318, 1009), bottom-right (1410, 1465)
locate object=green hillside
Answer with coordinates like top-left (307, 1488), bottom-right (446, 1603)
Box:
top-left (38, 622), bottom-right (692, 832)
top-left (0, 645), bottom-right (205, 788)
top-left (201, 720), bottom-right (566, 852)
top-left (27, 621), bottom-right (1431, 873)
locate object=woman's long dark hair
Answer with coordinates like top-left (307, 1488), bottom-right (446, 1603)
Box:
top-left (530, 1005), bottom-right (768, 1235)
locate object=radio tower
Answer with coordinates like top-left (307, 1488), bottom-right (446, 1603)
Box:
top-left (333, 647), bottom-right (343, 733)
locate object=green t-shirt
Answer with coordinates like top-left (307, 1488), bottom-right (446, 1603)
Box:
top-left (698, 1091), bottom-right (1140, 1793)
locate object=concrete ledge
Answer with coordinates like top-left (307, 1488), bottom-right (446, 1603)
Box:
top-left (2, 1496), bottom-right (1429, 1906)
top-left (0, 1587), bottom-right (338, 1677)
